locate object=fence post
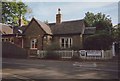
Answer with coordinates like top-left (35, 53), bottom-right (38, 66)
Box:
top-left (101, 50), bottom-right (104, 59)
top-left (72, 50), bottom-right (74, 57)
top-left (112, 42), bottom-right (115, 56)
top-left (37, 50), bottom-right (40, 58)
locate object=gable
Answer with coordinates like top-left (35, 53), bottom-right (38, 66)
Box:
top-left (24, 19), bottom-right (45, 36)
top-left (23, 18), bottom-right (52, 35)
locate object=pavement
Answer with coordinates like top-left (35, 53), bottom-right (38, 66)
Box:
top-left (2, 58), bottom-right (119, 79)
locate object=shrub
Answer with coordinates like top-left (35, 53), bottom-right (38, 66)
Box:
top-left (83, 33), bottom-right (114, 50)
top-left (2, 42), bottom-right (28, 59)
top-left (71, 53), bottom-right (80, 61)
top-left (44, 51), bottom-right (61, 60)
top-left (45, 42), bottom-right (60, 50)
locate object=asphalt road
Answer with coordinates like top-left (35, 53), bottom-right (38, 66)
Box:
top-left (2, 58), bottom-right (118, 79)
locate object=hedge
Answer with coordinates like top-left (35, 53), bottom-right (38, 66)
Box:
top-left (2, 42), bottom-right (28, 59)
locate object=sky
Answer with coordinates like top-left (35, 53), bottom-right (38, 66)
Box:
top-left (24, 1), bottom-right (119, 25)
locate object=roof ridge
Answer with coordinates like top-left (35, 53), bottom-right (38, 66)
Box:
top-left (49, 19), bottom-right (84, 24)
top-left (35, 18), bottom-right (52, 35)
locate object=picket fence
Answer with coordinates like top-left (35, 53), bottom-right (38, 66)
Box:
top-left (36, 50), bottom-right (113, 60)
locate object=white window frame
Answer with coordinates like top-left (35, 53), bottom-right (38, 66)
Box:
top-left (60, 37), bottom-right (73, 49)
top-left (30, 38), bottom-right (37, 49)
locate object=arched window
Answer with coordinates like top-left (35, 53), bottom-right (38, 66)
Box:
top-left (30, 38), bottom-right (37, 49)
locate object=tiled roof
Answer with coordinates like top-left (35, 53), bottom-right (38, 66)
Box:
top-left (0, 23), bottom-right (13, 34)
top-left (12, 18), bottom-right (95, 36)
top-left (35, 19), bottom-right (52, 35)
top-left (49, 19), bottom-right (85, 35)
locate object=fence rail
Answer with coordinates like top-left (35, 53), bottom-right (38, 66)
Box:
top-left (36, 50), bottom-right (113, 60)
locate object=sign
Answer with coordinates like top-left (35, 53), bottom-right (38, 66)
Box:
top-left (86, 50), bottom-right (102, 56)
top-left (79, 50), bottom-right (86, 56)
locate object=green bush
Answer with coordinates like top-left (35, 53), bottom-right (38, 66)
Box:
top-left (44, 51), bottom-right (61, 60)
top-left (71, 54), bottom-right (80, 61)
top-left (83, 33), bottom-right (114, 50)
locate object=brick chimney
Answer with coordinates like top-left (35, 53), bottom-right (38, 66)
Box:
top-left (56, 8), bottom-right (61, 24)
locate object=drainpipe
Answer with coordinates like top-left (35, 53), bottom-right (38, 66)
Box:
top-left (41, 35), bottom-right (45, 50)
top-left (22, 38), bottom-right (23, 48)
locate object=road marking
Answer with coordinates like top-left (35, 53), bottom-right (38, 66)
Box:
top-left (73, 62), bottom-right (118, 68)
top-left (12, 74), bottom-right (31, 79)
top-left (75, 67), bottom-right (118, 72)
top-left (3, 62), bottom-right (45, 67)
top-left (2, 72), bottom-right (31, 79)
top-left (73, 63), bottom-right (97, 67)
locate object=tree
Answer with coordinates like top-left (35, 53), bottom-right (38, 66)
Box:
top-left (84, 12), bottom-right (95, 27)
top-left (2, 0), bottom-right (31, 26)
top-left (112, 24), bottom-right (120, 41)
top-left (83, 33), bottom-right (114, 50)
top-left (84, 12), bottom-right (112, 34)
top-left (44, 20), bottom-right (49, 24)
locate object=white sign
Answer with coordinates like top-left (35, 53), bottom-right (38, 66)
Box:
top-left (86, 50), bottom-right (102, 56)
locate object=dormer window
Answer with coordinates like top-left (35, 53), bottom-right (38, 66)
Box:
top-left (18, 29), bottom-right (23, 34)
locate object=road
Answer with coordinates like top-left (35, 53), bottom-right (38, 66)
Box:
top-left (2, 58), bottom-right (118, 79)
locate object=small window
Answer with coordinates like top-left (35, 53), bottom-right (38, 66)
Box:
top-left (5, 38), bottom-right (8, 42)
top-left (30, 38), bottom-right (37, 49)
top-left (11, 39), bottom-right (14, 43)
top-left (2, 39), bottom-right (4, 42)
top-left (8, 38), bottom-right (10, 41)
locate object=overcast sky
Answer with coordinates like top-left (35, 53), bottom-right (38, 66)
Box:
top-left (24, 1), bottom-right (119, 25)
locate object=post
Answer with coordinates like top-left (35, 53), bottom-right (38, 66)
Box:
top-left (72, 50), bottom-right (74, 57)
top-left (37, 50), bottom-right (40, 58)
top-left (22, 38), bottom-right (23, 48)
top-left (101, 50), bottom-right (104, 59)
top-left (112, 42), bottom-right (115, 56)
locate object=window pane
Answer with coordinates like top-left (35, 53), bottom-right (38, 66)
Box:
top-left (70, 38), bottom-right (72, 47)
top-left (32, 44), bottom-right (34, 48)
top-left (6, 39), bottom-right (8, 42)
top-left (35, 41), bottom-right (37, 48)
top-left (60, 38), bottom-right (65, 48)
top-left (11, 39), bottom-right (14, 43)
top-left (61, 38), bottom-right (64, 43)
top-left (2, 39), bottom-right (4, 42)
top-left (65, 39), bottom-right (68, 44)
top-left (62, 44), bottom-right (64, 48)
top-left (66, 43), bottom-right (68, 48)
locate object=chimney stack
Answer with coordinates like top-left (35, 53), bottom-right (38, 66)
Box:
top-left (56, 8), bottom-right (61, 24)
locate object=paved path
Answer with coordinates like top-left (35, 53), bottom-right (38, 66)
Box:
top-left (2, 58), bottom-right (118, 79)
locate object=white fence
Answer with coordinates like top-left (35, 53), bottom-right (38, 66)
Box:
top-left (36, 50), bottom-right (113, 60)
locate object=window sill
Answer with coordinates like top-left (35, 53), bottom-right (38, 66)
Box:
top-left (30, 48), bottom-right (38, 50)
